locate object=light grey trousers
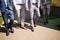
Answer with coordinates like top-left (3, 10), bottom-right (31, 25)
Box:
top-left (20, 4), bottom-right (25, 27)
top-left (30, 4), bottom-right (40, 27)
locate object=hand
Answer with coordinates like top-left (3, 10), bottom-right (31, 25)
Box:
top-left (0, 12), bottom-right (2, 16)
top-left (26, 8), bottom-right (29, 11)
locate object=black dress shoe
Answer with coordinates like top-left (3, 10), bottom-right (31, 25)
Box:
top-left (10, 28), bottom-right (14, 33)
top-left (44, 22), bottom-right (48, 25)
top-left (5, 29), bottom-right (9, 36)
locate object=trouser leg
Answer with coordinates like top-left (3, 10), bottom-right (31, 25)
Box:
top-left (34, 5), bottom-right (40, 24)
top-left (17, 9), bottom-right (20, 24)
top-left (30, 6), bottom-right (34, 27)
top-left (47, 4), bottom-right (50, 16)
top-left (2, 12), bottom-right (9, 29)
top-left (35, 6), bottom-right (40, 17)
top-left (2, 11), bottom-right (10, 36)
top-left (17, 5), bottom-right (21, 24)
top-left (8, 10), bottom-right (14, 29)
top-left (20, 5), bottom-right (25, 27)
top-left (43, 5), bottom-right (48, 24)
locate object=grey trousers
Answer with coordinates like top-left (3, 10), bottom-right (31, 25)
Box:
top-left (20, 4), bottom-right (25, 27)
top-left (30, 4), bottom-right (40, 27)
top-left (42, 4), bottom-right (50, 24)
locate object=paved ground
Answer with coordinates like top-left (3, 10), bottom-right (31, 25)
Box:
top-left (0, 21), bottom-right (60, 40)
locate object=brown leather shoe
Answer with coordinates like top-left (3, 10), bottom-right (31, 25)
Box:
top-left (5, 28), bottom-right (9, 36)
top-left (21, 27), bottom-right (27, 30)
top-left (34, 24), bottom-right (36, 27)
top-left (31, 27), bottom-right (34, 32)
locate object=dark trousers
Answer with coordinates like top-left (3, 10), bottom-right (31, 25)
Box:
top-left (2, 9), bottom-right (14, 29)
top-left (42, 4), bottom-right (50, 24)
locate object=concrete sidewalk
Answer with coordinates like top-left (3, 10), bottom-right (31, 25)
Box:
top-left (0, 23), bottom-right (60, 40)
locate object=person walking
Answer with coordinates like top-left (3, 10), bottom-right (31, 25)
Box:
top-left (0, 0), bottom-right (14, 36)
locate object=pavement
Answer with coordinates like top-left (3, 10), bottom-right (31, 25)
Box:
top-left (0, 20), bottom-right (60, 40)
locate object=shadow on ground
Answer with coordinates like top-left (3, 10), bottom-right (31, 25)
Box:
top-left (0, 27), bottom-right (5, 33)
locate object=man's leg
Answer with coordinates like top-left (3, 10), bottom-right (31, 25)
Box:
top-left (17, 9), bottom-right (20, 25)
top-left (33, 5), bottom-right (40, 27)
top-left (2, 12), bottom-right (9, 36)
top-left (30, 5), bottom-right (35, 32)
top-left (35, 6), bottom-right (40, 17)
top-left (45, 4), bottom-right (50, 24)
top-left (43, 5), bottom-right (48, 25)
top-left (9, 10), bottom-right (14, 33)
top-left (47, 4), bottom-right (50, 16)
top-left (16, 5), bottom-right (21, 25)
top-left (20, 5), bottom-right (26, 29)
